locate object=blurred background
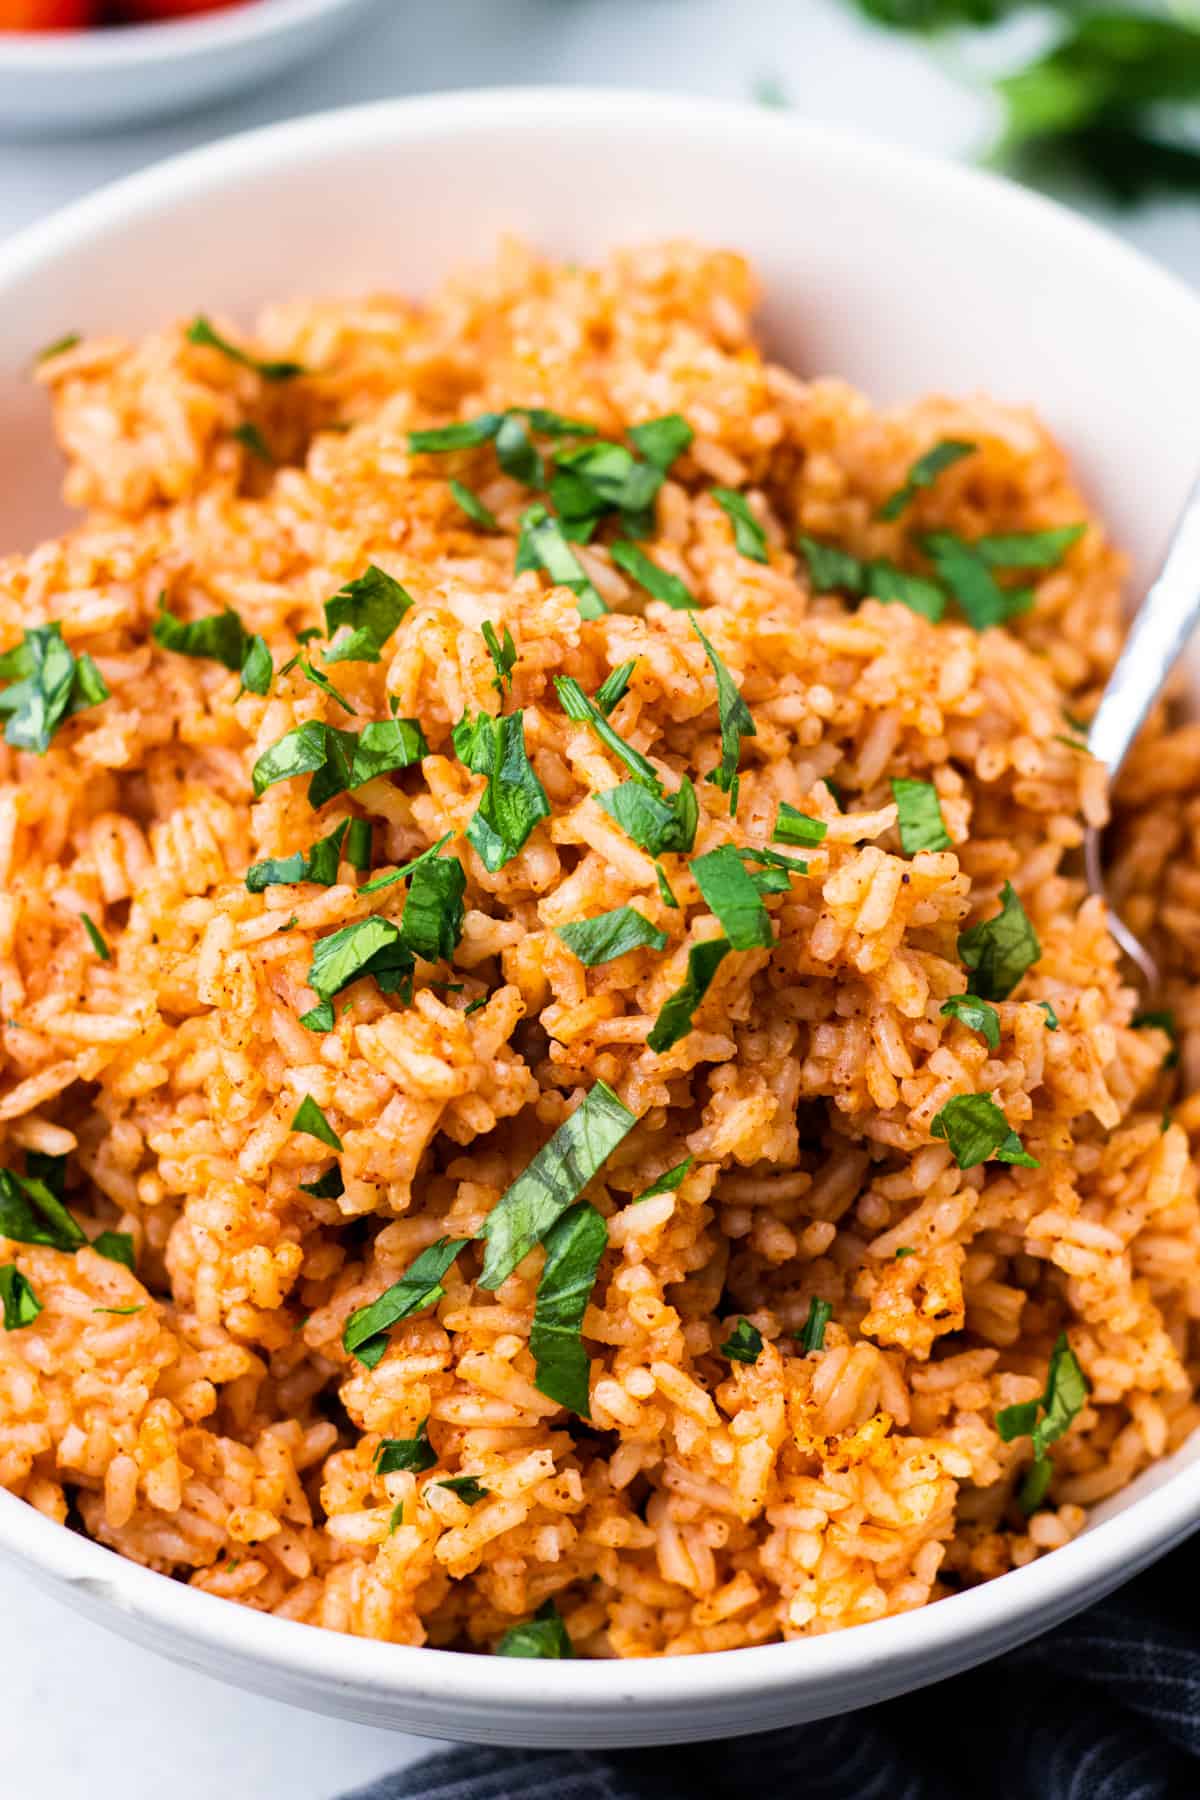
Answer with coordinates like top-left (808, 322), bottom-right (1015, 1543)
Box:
top-left (1, 1), bottom-right (1197, 1796)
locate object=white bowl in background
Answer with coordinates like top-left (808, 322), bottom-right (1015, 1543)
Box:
top-left (0, 0), bottom-right (378, 135)
top-left (0, 89), bottom-right (1198, 1748)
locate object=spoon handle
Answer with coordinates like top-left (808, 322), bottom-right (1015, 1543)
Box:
top-left (1088, 474), bottom-right (1200, 779)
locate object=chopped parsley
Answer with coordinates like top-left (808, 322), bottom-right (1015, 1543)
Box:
top-left (482, 621), bottom-right (517, 695)
top-left (359, 832), bottom-right (453, 896)
top-left (595, 777), bottom-right (698, 858)
top-left (344, 1237), bottom-right (467, 1368)
top-left (556, 907), bottom-right (668, 966)
top-left (246, 817), bottom-right (354, 891)
top-left (692, 844), bottom-right (773, 950)
top-left (453, 708), bottom-right (552, 872)
top-left (0, 1167), bottom-right (85, 1252)
top-left (891, 777), bottom-right (952, 855)
top-left (299, 1164), bottom-right (344, 1200)
top-left (495, 413), bottom-right (544, 486)
top-left (434, 1476), bottom-right (489, 1505)
top-left (930, 1093), bottom-right (1038, 1170)
top-left (92, 1231), bottom-right (135, 1269)
top-left (478, 1081), bottom-right (636, 1290)
top-left (35, 331), bottom-right (80, 363)
top-left (996, 1332), bottom-right (1089, 1513)
top-left (647, 937), bottom-right (733, 1054)
top-left (296, 660), bottom-right (357, 714)
top-left (252, 716), bottom-right (428, 807)
top-left (300, 1001), bottom-right (335, 1034)
top-left (868, 562), bottom-right (948, 622)
top-left (797, 536), bottom-right (867, 594)
top-left (628, 413), bottom-right (694, 470)
top-left (691, 619), bottom-right (756, 810)
top-left (238, 635), bottom-right (274, 697)
top-left (515, 503), bottom-right (606, 618)
top-left (530, 1200), bottom-right (608, 1416)
top-left (290, 1096), bottom-right (342, 1152)
top-left (1038, 1000), bottom-right (1060, 1031)
top-left (721, 1318), bottom-right (763, 1363)
top-left (400, 853), bottom-right (466, 963)
top-left (555, 675), bottom-right (659, 789)
top-left (939, 993), bottom-right (1001, 1052)
top-left (496, 1600), bottom-right (572, 1659)
top-left (345, 818), bottom-right (372, 872)
top-left (1133, 1009), bottom-right (1179, 1069)
top-left (451, 480), bottom-right (499, 531)
top-left (798, 1297), bottom-right (832, 1354)
top-left (957, 881), bottom-right (1041, 1000)
top-left (0, 1265), bottom-right (41, 1331)
top-left (711, 487), bottom-right (768, 563)
top-left (322, 565), bottom-right (413, 665)
top-left (409, 413), bottom-right (505, 453)
top-left (635, 1157), bottom-right (694, 1202)
top-left (877, 440), bottom-right (976, 522)
top-left (773, 804), bottom-right (827, 849)
top-left (974, 525), bottom-right (1085, 569)
top-left (185, 315), bottom-right (305, 382)
top-left (375, 1421), bottom-right (438, 1476)
top-left (923, 533), bottom-right (1031, 631)
top-left (232, 422), bottom-right (274, 463)
top-left (550, 439), bottom-right (662, 539)
top-left (0, 624), bottom-right (109, 754)
top-left (80, 913), bottom-right (111, 961)
top-left (654, 862), bottom-right (679, 908)
top-left (610, 540), bottom-right (698, 610)
top-left (594, 660), bottom-right (635, 716)
top-left (895, 1247), bottom-right (916, 1260)
top-left (796, 538), bottom-right (948, 620)
top-left (306, 916), bottom-right (413, 1004)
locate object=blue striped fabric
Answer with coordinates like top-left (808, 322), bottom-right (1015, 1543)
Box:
top-left (339, 1536), bottom-right (1200, 1800)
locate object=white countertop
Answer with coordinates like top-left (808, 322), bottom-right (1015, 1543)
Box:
top-left (1, 4), bottom-right (1195, 1796)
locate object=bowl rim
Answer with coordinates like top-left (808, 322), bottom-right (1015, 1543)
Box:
top-left (0, 0), bottom-right (369, 70)
top-left (1, 84), bottom-right (1199, 1718)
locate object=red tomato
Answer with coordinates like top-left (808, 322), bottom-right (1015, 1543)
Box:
top-left (120, 0), bottom-right (250, 18)
top-left (0, 0), bottom-right (95, 27)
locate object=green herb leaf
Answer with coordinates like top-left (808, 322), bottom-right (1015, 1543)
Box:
top-left (481, 621), bottom-right (517, 695)
top-left (186, 316), bottom-right (305, 382)
top-left (930, 1093), bottom-right (1039, 1170)
top-left (996, 1331), bottom-right (1089, 1514)
top-left (246, 819), bottom-right (351, 892)
top-left (307, 916), bottom-right (413, 1003)
top-left (610, 540), bottom-right (698, 610)
top-left (515, 503), bottom-right (606, 619)
top-left (635, 1158), bottom-right (694, 1202)
top-left (298, 660), bottom-right (357, 714)
top-left (451, 480), bottom-right (499, 531)
top-left (81, 913), bottom-right (111, 960)
top-left (344, 1238), bottom-right (467, 1368)
top-left (530, 1199), bottom-right (607, 1416)
top-left (654, 862), bottom-right (679, 908)
top-left (691, 619), bottom-right (756, 807)
top-left (595, 661), bottom-right (636, 718)
top-left (239, 634), bottom-right (273, 697)
top-left (940, 993), bottom-right (1001, 1052)
top-left (495, 413), bottom-right (544, 487)
top-left (595, 778), bottom-right (698, 858)
top-left (359, 832), bottom-right (453, 896)
top-left (891, 777), bottom-right (952, 855)
top-left (711, 487), bottom-right (768, 563)
top-left (479, 1081), bottom-right (636, 1290)
top-left (0, 623), bottom-right (109, 754)
top-left (798, 1296), bottom-right (832, 1354)
top-left (628, 413), bottom-right (694, 470)
top-left (345, 818), bottom-right (372, 873)
top-left (322, 565), bottom-right (413, 666)
top-left (300, 1000), bottom-right (335, 1034)
top-left (721, 1317), bottom-right (763, 1363)
top-left (299, 1164), bottom-right (344, 1200)
top-left (91, 1230), bottom-right (135, 1269)
top-left (551, 440), bottom-right (663, 535)
top-left (923, 533), bottom-right (1031, 630)
top-left (290, 1096), bottom-right (342, 1152)
top-left (232, 422), bottom-right (274, 463)
top-left (877, 440), bottom-right (975, 522)
top-left (895, 1247), bottom-right (916, 1259)
top-left (35, 331), bottom-right (80, 363)
top-left (1133, 1008), bottom-right (1179, 1068)
top-left (0, 1265), bottom-right (41, 1330)
top-left (375, 1420), bottom-right (437, 1475)
top-left (647, 937), bottom-right (733, 1054)
top-left (556, 907), bottom-right (668, 966)
top-left (252, 721), bottom-right (330, 796)
top-left (305, 718), bottom-right (429, 809)
top-left (958, 881), bottom-right (1041, 1001)
top-left (496, 1600), bottom-right (572, 1659)
top-left (434, 1476), bottom-right (490, 1504)
top-left (797, 536), bottom-right (866, 594)
top-left (453, 708), bottom-right (552, 872)
top-left (1038, 1000), bottom-right (1060, 1031)
top-left (692, 844), bottom-right (773, 951)
top-left (401, 854), bottom-right (466, 963)
top-left (773, 803), bottom-right (827, 848)
top-left (409, 413), bottom-right (504, 454)
top-left (974, 525), bottom-right (1086, 570)
top-left (555, 675), bottom-right (660, 789)
top-left (868, 561), bottom-right (948, 622)
top-left (387, 1501), bottom-right (405, 1533)
top-left (0, 1168), bottom-right (86, 1252)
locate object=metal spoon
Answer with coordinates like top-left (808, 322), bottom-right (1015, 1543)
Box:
top-left (1085, 477), bottom-right (1200, 991)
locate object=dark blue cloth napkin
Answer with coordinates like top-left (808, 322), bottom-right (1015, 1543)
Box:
top-left (339, 1532), bottom-right (1200, 1800)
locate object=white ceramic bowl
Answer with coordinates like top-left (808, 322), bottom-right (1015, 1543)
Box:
top-left (0, 89), bottom-right (1198, 1749)
top-left (0, 0), bottom-right (377, 134)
